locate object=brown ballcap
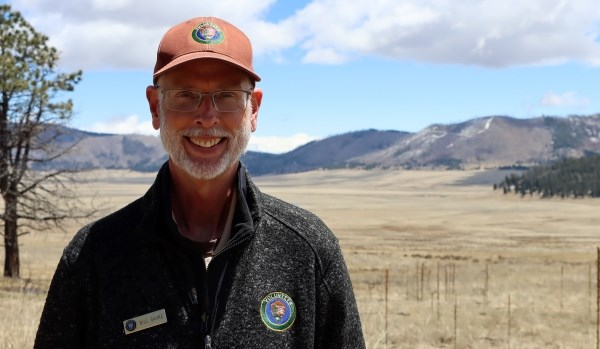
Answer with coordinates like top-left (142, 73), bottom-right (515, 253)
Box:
top-left (153, 17), bottom-right (260, 82)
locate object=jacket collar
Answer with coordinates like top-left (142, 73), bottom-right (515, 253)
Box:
top-left (136, 161), bottom-right (262, 251)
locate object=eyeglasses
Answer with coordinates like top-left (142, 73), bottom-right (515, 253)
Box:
top-left (157, 88), bottom-right (252, 113)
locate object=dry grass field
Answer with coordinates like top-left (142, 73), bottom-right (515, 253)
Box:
top-left (2, 168), bottom-right (600, 348)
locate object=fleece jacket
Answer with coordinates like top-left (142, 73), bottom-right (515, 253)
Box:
top-left (35, 162), bottom-right (366, 348)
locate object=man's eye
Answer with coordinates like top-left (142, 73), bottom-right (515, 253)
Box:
top-left (174, 91), bottom-right (197, 99)
top-left (216, 91), bottom-right (237, 99)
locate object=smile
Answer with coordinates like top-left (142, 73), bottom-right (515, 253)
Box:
top-left (188, 137), bottom-right (223, 148)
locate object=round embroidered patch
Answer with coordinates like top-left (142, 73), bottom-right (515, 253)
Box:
top-left (125, 319), bottom-right (137, 332)
top-left (192, 22), bottom-right (224, 45)
top-left (260, 292), bottom-right (296, 331)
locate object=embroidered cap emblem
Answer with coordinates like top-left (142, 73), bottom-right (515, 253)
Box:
top-left (125, 319), bottom-right (137, 332)
top-left (260, 292), bottom-right (296, 331)
top-left (192, 22), bottom-right (224, 45)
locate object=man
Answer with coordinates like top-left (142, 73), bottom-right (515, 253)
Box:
top-left (35, 17), bottom-right (365, 348)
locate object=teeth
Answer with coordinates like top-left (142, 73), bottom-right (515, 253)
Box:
top-left (190, 138), bottom-right (222, 148)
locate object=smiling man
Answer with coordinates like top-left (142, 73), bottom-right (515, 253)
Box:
top-left (35, 17), bottom-right (365, 348)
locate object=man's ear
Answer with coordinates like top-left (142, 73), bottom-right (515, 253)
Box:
top-left (146, 86), bottom-right (160, 130)
top-left (250, 88), bottom-right (263, 132)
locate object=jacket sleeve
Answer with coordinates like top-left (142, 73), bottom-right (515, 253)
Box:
top-left (315, 242), bottom-right (366, 349)
top-left (34, 231), bottom-right (90, 348)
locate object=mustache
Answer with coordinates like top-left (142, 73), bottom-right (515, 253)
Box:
top-left (179, 127), bottom-right (233, 138)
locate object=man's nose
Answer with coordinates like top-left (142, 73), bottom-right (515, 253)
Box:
top-left (192, 94), bottom-right (219, 128)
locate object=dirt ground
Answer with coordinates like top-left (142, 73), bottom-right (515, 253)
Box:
top-left (2, 168), bottom-right (600, 348)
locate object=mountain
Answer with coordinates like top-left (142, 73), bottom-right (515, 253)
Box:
top-left (33, 114), bottom-right (600, 174)
top-left (353, 115), bottom-right (600, 169)
top-left (33, 130), bottom-right (167, 172)
top-left (242, 129), bottom-right (409, 175)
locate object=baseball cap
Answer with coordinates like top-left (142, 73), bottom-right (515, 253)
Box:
top-left (153, 17), bottom-right (260, 82)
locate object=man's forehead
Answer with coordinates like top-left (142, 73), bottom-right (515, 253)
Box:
top-left (157, 79), bottom-right (253, 92)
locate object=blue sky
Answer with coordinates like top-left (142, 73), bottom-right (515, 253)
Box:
top-left (7, 0), bottom-right (600, 153)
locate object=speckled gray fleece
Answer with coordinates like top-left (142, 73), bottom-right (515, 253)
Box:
top-left (35, 163), bottom-right (365, 348)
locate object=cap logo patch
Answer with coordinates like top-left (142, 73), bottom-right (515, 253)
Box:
top-left (192, 22), bottom-right (224, 45)
top-left (260, 292), bottom-right (296, 331)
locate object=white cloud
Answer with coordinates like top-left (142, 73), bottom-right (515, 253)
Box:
top-left (87, 114), bottom-right (158, 135)
top-left (540, 92), bottom-right (591, 107)
top-left (288, 0), bottom-right (600, 67)
top-left (12, 0), bottom-right (278, 70)
top-left (248, 133), bottom-right (319, 154)
top-left (10, 0), bottom-right (600, 69)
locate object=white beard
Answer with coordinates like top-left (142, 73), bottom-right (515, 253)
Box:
top-left (159, 107), bottom-right (252, 180)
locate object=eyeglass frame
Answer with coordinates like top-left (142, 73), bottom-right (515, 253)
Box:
top-left (155, 86), bottom-right (253, 113)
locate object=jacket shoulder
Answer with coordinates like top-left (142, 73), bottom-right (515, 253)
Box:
top-left (259, 192), bottom-right (341, 259)
top-left (261, 193), bottom-right (333, 234)
top-left (61, 196), bottom-right (147, 266)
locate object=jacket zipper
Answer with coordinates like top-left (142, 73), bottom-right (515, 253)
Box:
top-left (201, 257), bottom-right (212, 349)
top-left (204, 230), bottom-right (255, 349)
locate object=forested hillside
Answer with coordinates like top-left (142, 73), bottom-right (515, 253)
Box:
top-left (494, 155), bottom-right (600, 198)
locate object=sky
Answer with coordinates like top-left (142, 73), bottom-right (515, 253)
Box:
top-left (6, 0), bottom-right (600, 153)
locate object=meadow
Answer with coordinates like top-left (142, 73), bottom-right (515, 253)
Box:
top-left (2, 168), bottom-right (600, 348)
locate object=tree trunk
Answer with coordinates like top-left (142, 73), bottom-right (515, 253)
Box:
top-left (3, 196), bottom-right (20, 278)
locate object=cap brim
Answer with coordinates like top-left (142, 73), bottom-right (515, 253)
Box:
top-left (153, 51), bottom-right (261, 82)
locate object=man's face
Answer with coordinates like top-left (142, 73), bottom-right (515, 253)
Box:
top-left (147, 59), bottom-right (261, 180)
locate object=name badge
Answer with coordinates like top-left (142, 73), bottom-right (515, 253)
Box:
top-left (123, 309), bottom-right (168, 335)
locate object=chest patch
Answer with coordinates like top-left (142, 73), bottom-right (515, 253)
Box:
top-left (260, 292), bottom-right (296, 331)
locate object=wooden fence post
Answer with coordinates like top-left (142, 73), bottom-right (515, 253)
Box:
top-left (508, 294), bottom-right (512, 349)
top-left (385, 268), bottom-right (389, 349)
top-left (596, 247), bottom-right (600, 349)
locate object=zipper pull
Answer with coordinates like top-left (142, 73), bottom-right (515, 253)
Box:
top-left (205, 334), bottom-right (212, 349)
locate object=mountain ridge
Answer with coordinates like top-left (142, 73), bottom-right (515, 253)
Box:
top-left (35, 114), bottom-right (600, 175)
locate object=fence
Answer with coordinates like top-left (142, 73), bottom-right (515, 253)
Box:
top-left (350, 251), bottom-right (599, 349)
